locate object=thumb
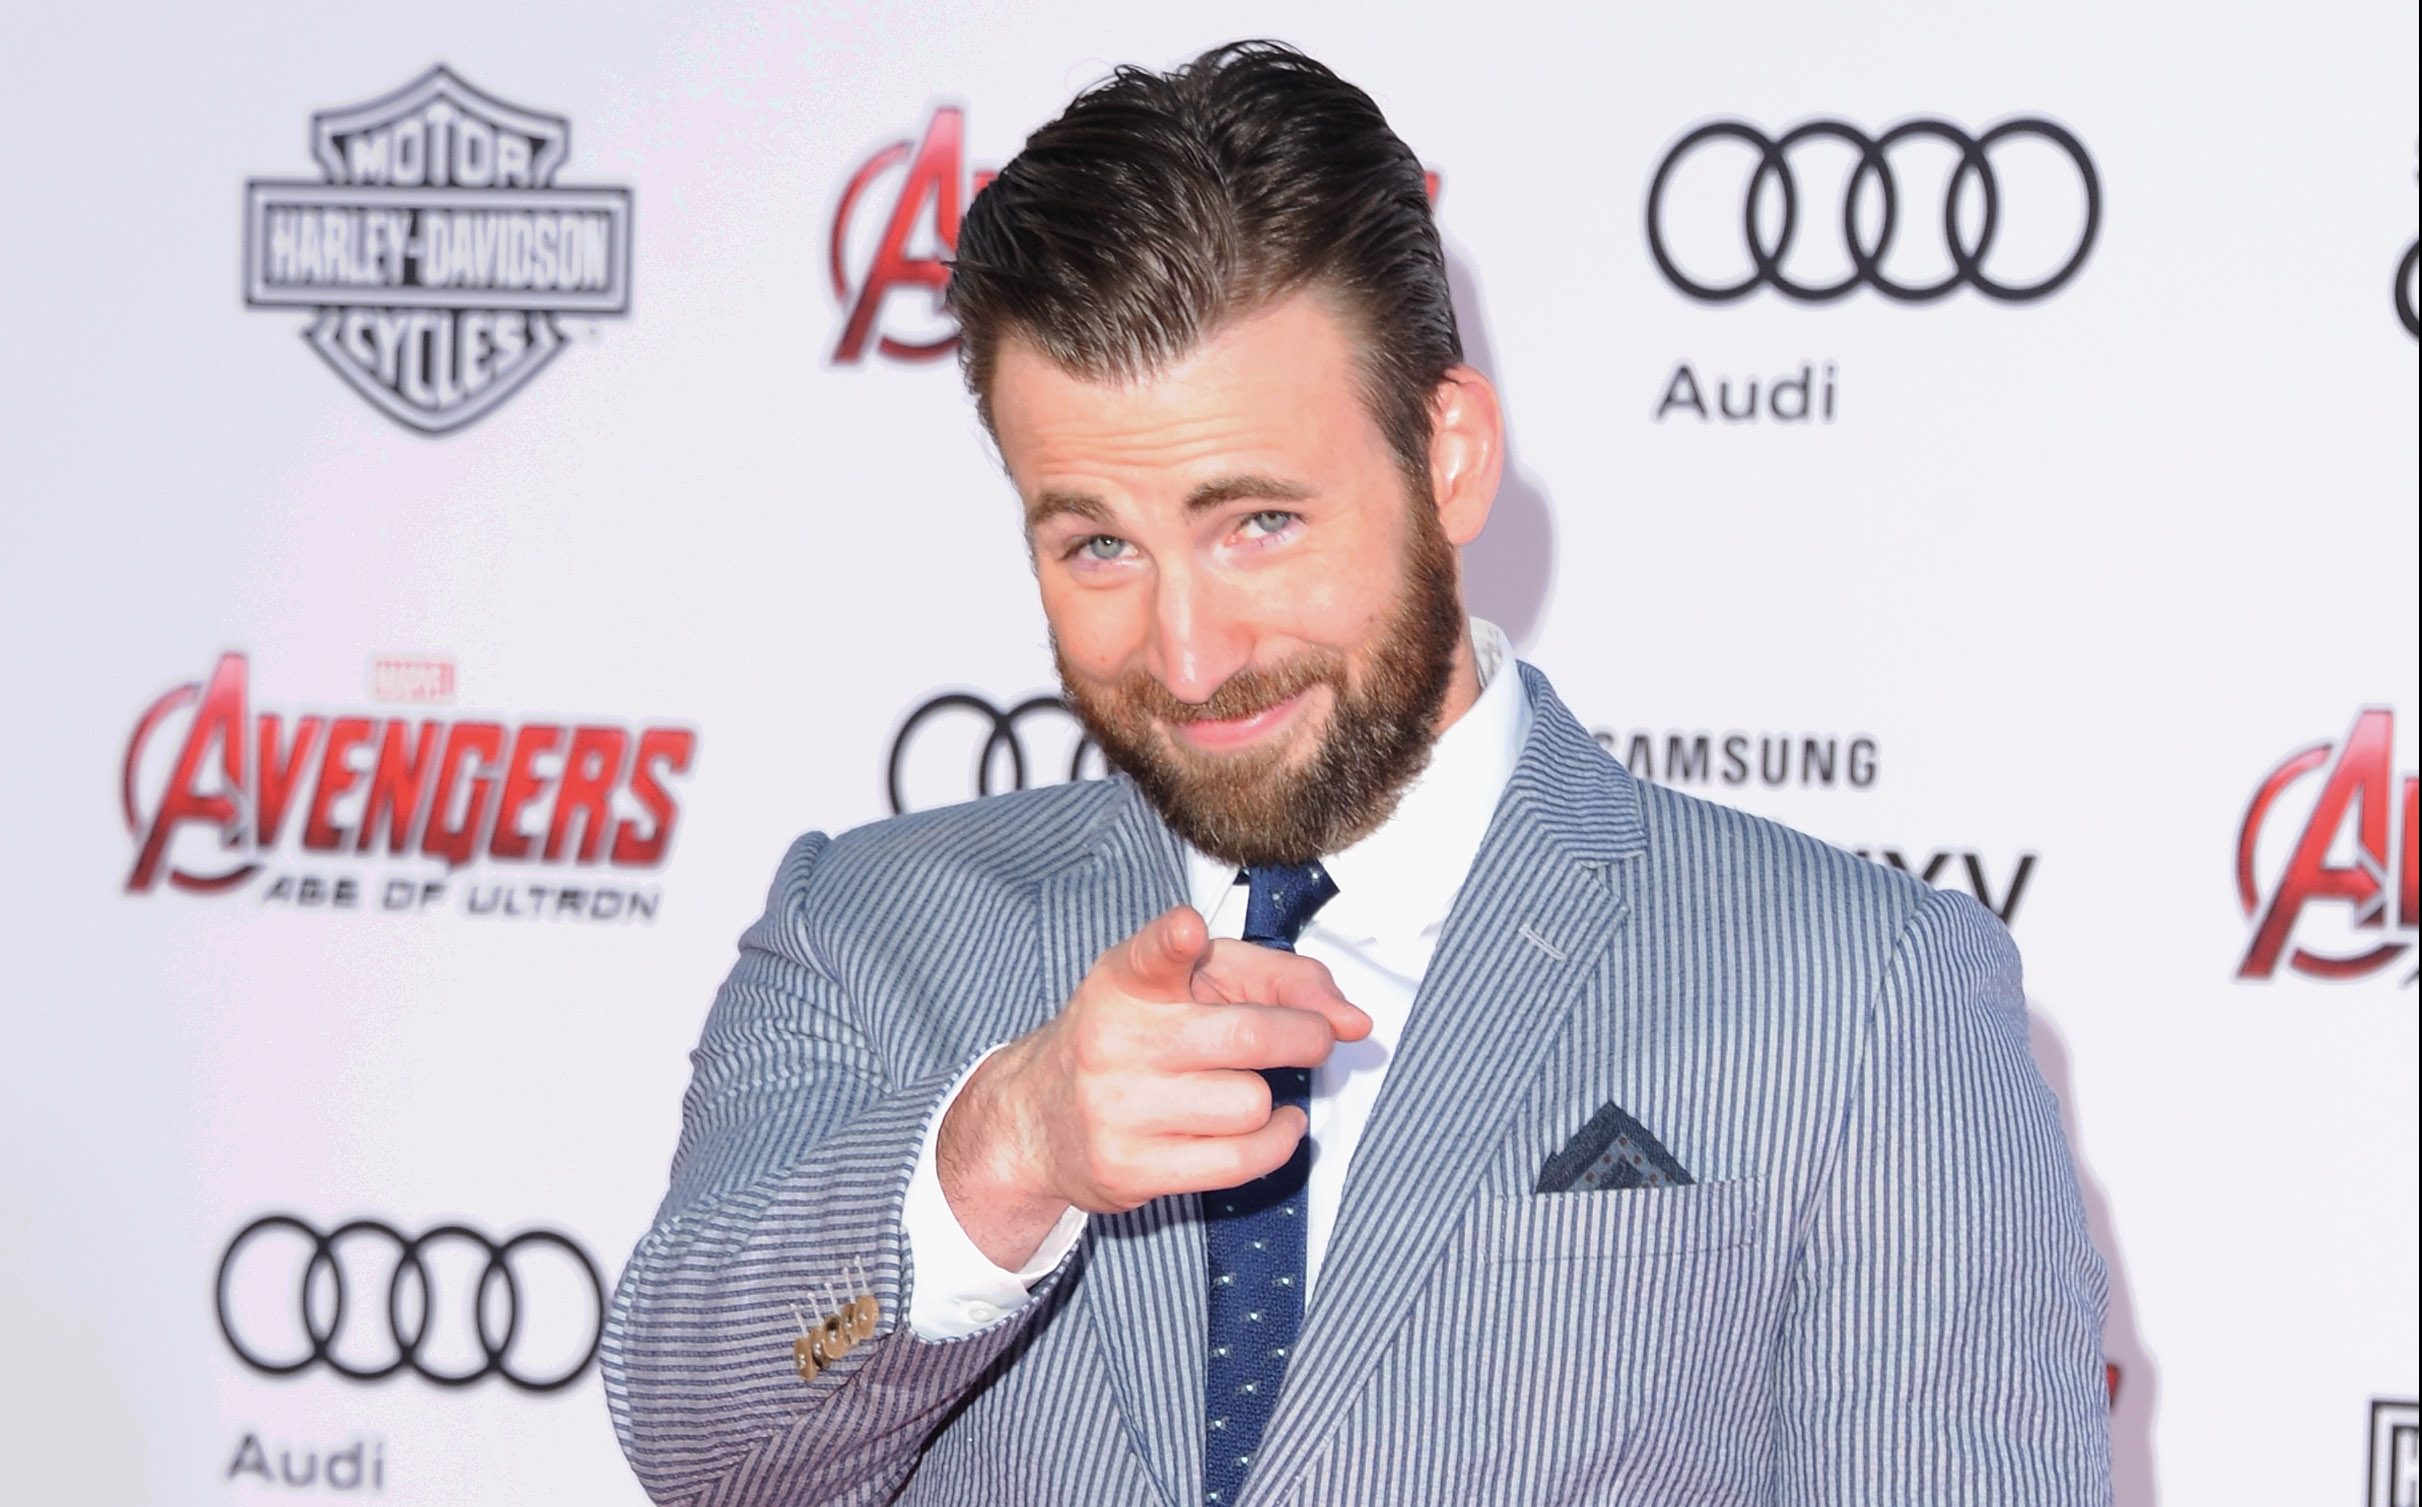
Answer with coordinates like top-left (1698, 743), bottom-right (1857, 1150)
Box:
top-left (1118, 905), bottom-right (1209, 997)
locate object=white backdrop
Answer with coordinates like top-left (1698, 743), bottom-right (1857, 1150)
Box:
top-left (1, 2), bottom-right (2415, 1503)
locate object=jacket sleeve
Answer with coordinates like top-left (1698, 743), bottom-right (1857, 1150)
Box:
top-left (602, 831), bottom-right (1070, 1506)
top-left (1773, 886), bottom-right (2112, 1504)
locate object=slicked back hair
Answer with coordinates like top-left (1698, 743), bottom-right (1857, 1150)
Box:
top-left (946, 41), bottom-right (1462, 492)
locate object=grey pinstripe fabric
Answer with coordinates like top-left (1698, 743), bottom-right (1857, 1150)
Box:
top-left (603, 666), bottom-right (2111, 1506)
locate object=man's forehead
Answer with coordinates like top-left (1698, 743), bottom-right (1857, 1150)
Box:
top-left (991, 291), bottom-right (1372, 500)
top-left (996, 286), bottom-right (1357, 388)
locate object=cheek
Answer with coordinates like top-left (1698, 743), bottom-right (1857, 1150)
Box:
top-left (1284, 537), bottom-right (1405, 646)
top-left (1038, 575), bottom-right (1149, 674)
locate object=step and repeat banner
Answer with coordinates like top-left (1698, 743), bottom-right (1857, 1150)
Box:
top-left (1, 2), bottom-right (2414, 1503)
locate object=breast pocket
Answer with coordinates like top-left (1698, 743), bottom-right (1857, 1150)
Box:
top-left (1417, 1178), bottom-right (1776, 1487)
top-left (1461, 1175), bottom-right (1766, 1265)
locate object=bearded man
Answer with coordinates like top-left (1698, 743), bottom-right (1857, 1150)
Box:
top-left (603, 41), bottom-right (2112, 1507)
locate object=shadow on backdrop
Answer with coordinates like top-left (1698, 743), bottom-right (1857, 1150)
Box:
top-left (2030, 1005), bottom-right (2157, 1504)
top-left (1444, 241), bottom-right (1555, 649)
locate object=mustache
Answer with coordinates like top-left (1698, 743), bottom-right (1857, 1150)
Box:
top-left (1107, 652), bottom-right (1343, 725)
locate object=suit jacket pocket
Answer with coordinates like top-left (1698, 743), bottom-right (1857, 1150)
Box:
top-left (1409, 1177), bottom-right (1777, 1485)
top-left (1458, 1175), bottom-right (1766, 1265)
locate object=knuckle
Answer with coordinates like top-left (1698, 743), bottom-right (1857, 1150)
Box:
top-left (1197, 1077), bottom-right (1264, 1134)
top-left (1067, 1023), bottom-right (1106, 1073)
top-left (1106, 931), bottom-right (1155, 986)
top-left (1098, 1139), bottom-right (1158, 1203)
top-left (1080, 1136), bottom-right (1123, 1192)
top-left (1070, 1013), bottom-right (1131, 1074)
top-left (1215, 1081), bottom-right (1272, 1134)
top-left (1074, 1075), bottom-right (1127, 1134)
top-left (1237, 1073), bottom-right (1273, 1121)
top-left (1218, 1012), bottom-right (1266, 1062)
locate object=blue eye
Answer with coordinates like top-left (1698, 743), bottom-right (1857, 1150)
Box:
top-left (1242, 510), bottom-right (1296, 536)
top-left (1078, 535), bottom-right (1128, 561)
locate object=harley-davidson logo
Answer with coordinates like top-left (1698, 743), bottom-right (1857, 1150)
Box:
top-left (242, 65), bottom-right (633, 433)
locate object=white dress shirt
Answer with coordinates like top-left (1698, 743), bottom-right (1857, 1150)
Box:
top-left (903, 620), bottom-right (1532, 1338)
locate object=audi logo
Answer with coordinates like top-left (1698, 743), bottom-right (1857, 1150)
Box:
top-left (2398, 239), bottom-right (2418, 338)
top-left (215, 1215), bottom-right (604, 1392)
top-left (887, 691), bottom-right (1104, 815)
top-left (1646, 116), bottom-right (2101, 304)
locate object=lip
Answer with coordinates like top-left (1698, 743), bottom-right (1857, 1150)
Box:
top-left (1170, 688), bottom-right (1314, 752)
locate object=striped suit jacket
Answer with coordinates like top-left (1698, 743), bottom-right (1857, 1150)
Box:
top-left (603, 666), bottom-right (2111, 1506)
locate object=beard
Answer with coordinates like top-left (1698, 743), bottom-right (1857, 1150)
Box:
top-left (1055, 506), bottom-right (1466, 869)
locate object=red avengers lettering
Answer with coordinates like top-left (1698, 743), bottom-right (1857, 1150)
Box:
top-left (123, 653), bottom-right (695, 894)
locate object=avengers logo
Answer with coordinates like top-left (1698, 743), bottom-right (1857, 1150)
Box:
top-left (2236, 709), bottom-right (2417, 982)
top-left (887, 691), bottom-right (1103, 814)
top-left (1646, 116), bottom-right (2100, 303)
top-left (215, 1215), bottom-right (604, 1391)
top-left (831, 107), bottom-right (1443, 364)
top-left (243, 65), bottom-right (634, 433)
top-left (830, 107), bottom-right (991, 363)
top-left (123, 652), bottom-right (693, 895)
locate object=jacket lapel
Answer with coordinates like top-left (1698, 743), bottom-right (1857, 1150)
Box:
top-left (1037, 781), bottom-right (1206, 1507)
top-left (1242, 670), bottom-right (1648, 1505)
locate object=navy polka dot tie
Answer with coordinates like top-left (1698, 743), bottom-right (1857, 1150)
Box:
top-left (1202, 861), bottom-right (1336, 1507)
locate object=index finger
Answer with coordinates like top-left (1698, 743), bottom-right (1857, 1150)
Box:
top-left (1104, 906), bottom-right (1210, 1000)
top-left (1163, 1001), bottom-right (1345, 1073)
top-left (1191, 940), bottom-right (1372, 1042)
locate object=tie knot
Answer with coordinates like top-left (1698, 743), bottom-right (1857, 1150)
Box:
top-left (1240, 862), bottom-right (1337, 951)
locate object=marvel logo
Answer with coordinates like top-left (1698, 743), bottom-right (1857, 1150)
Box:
top-left (370, 657), bottom-right (457, 704)
top-left (2375, 1399), bottom-right (2419, 1507)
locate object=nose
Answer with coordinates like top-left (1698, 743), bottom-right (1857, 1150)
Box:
top-left (1144, 560), bottom-right (1251, 704)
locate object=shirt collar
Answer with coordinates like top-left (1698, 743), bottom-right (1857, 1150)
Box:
top-left (1182, 618), bottom-right (1532, 941)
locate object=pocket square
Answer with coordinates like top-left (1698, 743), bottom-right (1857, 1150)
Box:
top-left (1534, 1101), bottom-right (1695, 1193)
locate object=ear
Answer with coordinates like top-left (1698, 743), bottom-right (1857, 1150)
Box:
top-left (1425, 365), bottom-right (1503, 547)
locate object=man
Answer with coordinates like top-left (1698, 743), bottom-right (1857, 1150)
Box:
top-left (603, 41), bottom-right (2111, 1507)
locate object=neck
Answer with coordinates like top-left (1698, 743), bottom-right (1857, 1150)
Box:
top-left (1428, 615), bottom-right (1483, 739)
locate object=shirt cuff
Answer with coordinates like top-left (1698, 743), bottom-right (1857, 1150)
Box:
top-left (903, 1045), bottom-right (1089, 1339)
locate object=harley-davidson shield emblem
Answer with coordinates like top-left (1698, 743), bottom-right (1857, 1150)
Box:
top-left (243, 65), bottom-right (633, 434)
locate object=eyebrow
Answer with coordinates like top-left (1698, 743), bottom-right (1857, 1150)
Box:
top-left (1024, 473), bottom-right (1316, 532)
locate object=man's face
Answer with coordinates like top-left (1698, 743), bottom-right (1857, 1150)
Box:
top-left (989, 290), bottom-right (1466, 867)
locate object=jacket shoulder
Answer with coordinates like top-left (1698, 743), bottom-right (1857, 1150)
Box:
top-left (749, 780), bottom-right (1126, 964)
top-left (828, 779), bottom-right (1122, 876)
top-left (1628, 773), bottom-right (1934, 940)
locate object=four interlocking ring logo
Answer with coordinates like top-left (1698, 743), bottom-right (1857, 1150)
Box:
top-left (887, 692), bottom-right (1101, 815)
top-left (2398, 239), bottom-right (2419, 337)
top-left (1647, 117), bottom-right (2101, 303)
top-left (215, 1215), bottom-right (605, 1391)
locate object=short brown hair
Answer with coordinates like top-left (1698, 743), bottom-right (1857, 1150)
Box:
top-left (946, 40), bottom-right (1462, 488)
